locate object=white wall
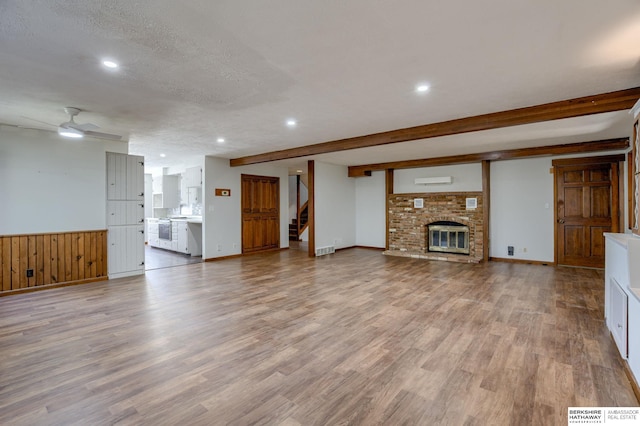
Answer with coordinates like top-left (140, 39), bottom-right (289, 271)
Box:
top-left (0, 125), bottom-right (127, 234)
top-left (202, 156), bottom-right (289, 259)
top-left (355, 170), bottom-right (386, 248)
top-left (314, 161), bottom-right (356, 250)
top-left (394, 163), bottom-right (482, 193)
top-left (490, 158), bottom-right (554, 262)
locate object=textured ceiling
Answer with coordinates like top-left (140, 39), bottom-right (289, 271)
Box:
top-left (1, 1), bottom-right (640, 173)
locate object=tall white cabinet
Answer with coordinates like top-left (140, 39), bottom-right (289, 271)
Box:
top-left (107, 152), bottom-right (145, 278)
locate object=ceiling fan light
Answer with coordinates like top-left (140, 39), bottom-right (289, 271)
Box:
top-left (58, 126), bottom-right (83, 138)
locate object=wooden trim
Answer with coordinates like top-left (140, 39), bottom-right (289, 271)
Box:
top-left (353, 246), bottom-right (385, 251)
top-left (349, 138), bottom-right (629, 177)
top-left (0, 229), bottom-right (109, 238)
top-left (0, 230), bottom-right (108, 294)
top-left (633, 119), bottom-right (640, 235)
top-left (619, 161), bottom-right (625, 233)
top-left (307, 160), bottom-right (315, 257)
top-left (205, 254), bottom-right (244, 262)
top-left (612, 159), bottom-right (621, 233)
top-left (334, 245), bottom-right (385, 252)
top-left (622, 357), bottom-right (640, 404)
top-left (551, 153), bottom-right (625, 166)
top-left (628, 151), bottom-right (634, 230)
top-left (489, 257), bottom-right (553, 266)
top-left (482, 160), bottom-right (490, 262)
top-left (230, 87), bottom-right (640, 167)
top-left (385, 169), bottom-right (394, 251)
top-left (552, 164), bottom-right (558, 266)
top-left (296, 175), bottom-right (301, 234)
top-left (0, 276), bottom-right (108, 297)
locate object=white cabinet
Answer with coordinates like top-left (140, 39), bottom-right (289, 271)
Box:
top-left (171, 221), bottom-right (179, 251)
top-left (609, 278), bottom-right (628, 358)
top-left (147, 218), bottom-right (201, 256)
top-left (184, 166), bottom-right (202, 188)
top-left (107, 153), bottom-right (144, 201)
top-left (187, 222), bottom-right (202, 256)
top-left (147, 219), bottom-right (159, 248)
top-left (107, 201), bottom-right (145, 226)
top-left (604, 233), bottom-right (640, 391)
top-left (188, 187), bottom-right (201, 204)
top-left (107, 152), bottom-right (145, 278)
top-left (176, 221), bottom-right (190, 254)
top-left (629, 295), bottom-right (640, 381)
top-left (107, 225), bottom-right (145, 276)
top-left (180, 167), bottom-right (202, 205)
top-left (152, 175), bottom-right (180, 208)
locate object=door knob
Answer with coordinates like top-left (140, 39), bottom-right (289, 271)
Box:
top-left (558, 219), bottom-right (565, 224)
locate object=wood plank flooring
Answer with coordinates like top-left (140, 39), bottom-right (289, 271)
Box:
top-left (0, 248), bottom-right (637, 425)
top-left (144, 245), bottom-right (201, 271)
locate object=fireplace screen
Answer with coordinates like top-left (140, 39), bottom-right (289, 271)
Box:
top-left (428, 222), bottom-right (470, 255)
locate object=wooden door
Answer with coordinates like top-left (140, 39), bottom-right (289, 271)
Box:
top-left (554, 156), bottom-right (623, 268)
top-left (241, 174), bottom-right (280, 253)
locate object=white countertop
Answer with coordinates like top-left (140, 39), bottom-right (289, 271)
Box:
top-left (147, 217), bottom-right (201, 225)
top-left (604, 232), bottom-right (640, 248)
top-left (605, 232), bottom-right (640, 298)
top-left (168, 216), bottom-right (202, 224)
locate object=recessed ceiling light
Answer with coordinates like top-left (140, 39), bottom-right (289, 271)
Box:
top-left (102, 59), bottom-right (119, 69)
top-left (286, 119), bottom-right (297, 127)
top-left (160, 153), bottom-right (166, 158)
top-left (415, 84), bottom-right (430, 93)
top-left (217, 137), bottom-right (225, 143)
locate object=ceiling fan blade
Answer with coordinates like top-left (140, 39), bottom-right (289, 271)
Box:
top-left (84, 130), bottom-right (123, 141)
top-left (20, 116), bottom-right (57, 127)
top-left (74, 122), bottom-right (100, 131)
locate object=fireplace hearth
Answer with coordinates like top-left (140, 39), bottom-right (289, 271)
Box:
top-left (427, 221), bottom-right (470, 255)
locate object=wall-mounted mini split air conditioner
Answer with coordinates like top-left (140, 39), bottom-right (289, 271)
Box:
top-left (414, 176), bottom-right (453, 185)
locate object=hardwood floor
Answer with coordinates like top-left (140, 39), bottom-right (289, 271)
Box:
top-left (144, 245), bottom-right (201, 271)
top-left (0, 248), bottom-right (637, 425)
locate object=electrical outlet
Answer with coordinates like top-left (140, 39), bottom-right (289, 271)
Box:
top-left (508, 246), bottom-right (514, 256)
top-left (233, 243), bottom-right (237, 249)
top-left (217, 244), bottom-right (221, 251)
top-left (523, 247), bottom-right (527, 253)
top-left (26, 269), bottom-right (34, 277)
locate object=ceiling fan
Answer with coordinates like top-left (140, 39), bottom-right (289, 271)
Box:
top-left (56, 107), bottom-right (122, 140)
top-left (22, 107), bottom-right (123, 141)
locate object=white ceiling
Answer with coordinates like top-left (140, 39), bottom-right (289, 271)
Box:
top-left (1, 1), bottom-right (640, 173)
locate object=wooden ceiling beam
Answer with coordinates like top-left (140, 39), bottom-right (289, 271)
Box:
top-left (230, 87), bottom-right (640, 167)
top-left (347, 138), bottom-right (629, 177)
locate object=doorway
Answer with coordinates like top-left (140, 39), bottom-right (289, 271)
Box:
top-left (553, 155), bottom-right (624, 268)
top-left (241, 174), bottom-right (280, 253)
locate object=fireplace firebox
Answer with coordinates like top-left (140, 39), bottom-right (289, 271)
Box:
top-left (427, 221), bottom-right (470, 255)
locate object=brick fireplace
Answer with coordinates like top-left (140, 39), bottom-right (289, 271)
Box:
top-left (385, 192), bottom-right (484, 263)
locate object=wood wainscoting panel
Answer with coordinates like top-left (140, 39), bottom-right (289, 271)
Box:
top-left (0, 230), bottom-right (108, 295)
